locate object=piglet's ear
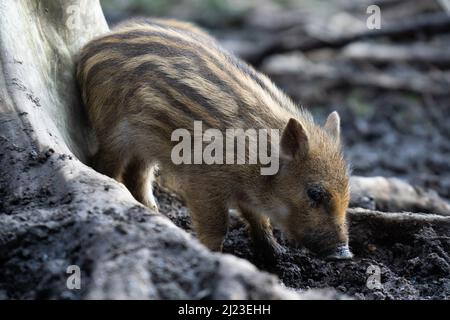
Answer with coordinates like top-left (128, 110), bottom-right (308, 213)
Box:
top-left (280, 118), bottom-right (309, 161)
top-left (324, 111), bottom-right (341, 142)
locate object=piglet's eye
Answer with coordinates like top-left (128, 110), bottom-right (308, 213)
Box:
top-left (307, 186), bottom-right (328, 204)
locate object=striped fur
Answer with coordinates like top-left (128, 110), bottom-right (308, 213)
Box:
top-left (76, 19), bottom-right (350, 258)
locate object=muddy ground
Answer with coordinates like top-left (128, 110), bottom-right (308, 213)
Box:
top-left (157, 187), bottom-right (450, 300)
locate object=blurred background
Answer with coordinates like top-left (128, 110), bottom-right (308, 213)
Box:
top-left (101, 0), bottom-right (450, 200)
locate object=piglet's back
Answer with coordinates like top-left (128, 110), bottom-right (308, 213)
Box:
top-left (76, 18), bottom-right (299, 140)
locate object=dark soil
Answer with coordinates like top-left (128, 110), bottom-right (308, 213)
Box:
top-left (156, 187), bottom-right (450, 300)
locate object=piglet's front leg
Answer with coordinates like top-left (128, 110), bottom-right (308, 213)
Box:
top-left (239, 205), bottom-right (285, 265)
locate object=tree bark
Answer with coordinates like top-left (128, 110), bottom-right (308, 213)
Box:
top-left (350, 177), bottom-right (450, 216)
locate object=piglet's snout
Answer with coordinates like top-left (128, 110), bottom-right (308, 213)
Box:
top-left (325, 245), bottom-right (353, 260)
